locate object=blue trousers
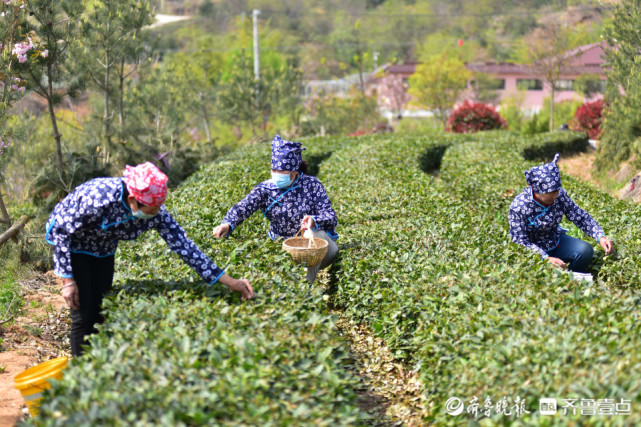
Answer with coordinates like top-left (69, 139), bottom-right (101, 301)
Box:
top-left (547, 234), bottom-right (594, 273)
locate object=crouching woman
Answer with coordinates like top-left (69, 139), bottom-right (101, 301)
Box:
top-left (508, 153), bottom-right (613, 273)
top-left (213, 135), bottom-right (339, 283)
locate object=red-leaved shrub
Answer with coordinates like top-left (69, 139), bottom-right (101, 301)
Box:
top-left (572, 99), bottom-right (604, 140)
top-left (446, 101), bottom-right (508, 133)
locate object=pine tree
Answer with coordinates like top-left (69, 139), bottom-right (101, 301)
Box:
top-left (595, 0), bottom-right (641, 173)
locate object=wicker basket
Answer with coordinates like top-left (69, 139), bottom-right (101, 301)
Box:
top-left (282, 229), bottom-right (329, 267)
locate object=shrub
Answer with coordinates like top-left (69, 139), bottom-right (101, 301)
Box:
top-left (446, 100), bottom-right (507, 133)
top-left (572, 99), bottom-right (605, 140)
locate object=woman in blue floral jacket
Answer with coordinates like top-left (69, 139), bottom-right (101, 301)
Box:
top-left (508, 153), bottom-right (613, 273)
top-left (47, 162), bottom-right (253, 356)
top-left (213, 135), bottom-right (339, 283)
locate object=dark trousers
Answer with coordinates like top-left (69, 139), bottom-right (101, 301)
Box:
top-left (69, 252), bottom-right (115, 357)
top-left (547, 234), bottom-right (594, 273)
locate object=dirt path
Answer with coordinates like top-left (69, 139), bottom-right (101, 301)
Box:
top-left (0, 273), bottom-right (70, 427)
top-left (557, 151), bottom-right (598, 187)
top-left (333, 312), bottom-right (430, 426)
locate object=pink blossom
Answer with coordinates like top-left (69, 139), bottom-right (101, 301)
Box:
top-left (0, 81), bottom-right (4, 89)
top-left (17, 53), bottom-right (27, 63)
top-left (41, 49), bottom-right (48, 58)
top-left (12, 38), bottom-right (33, 57)
top-left (0, 136), bottom-right (11, 155)
top-left (1, 0), bottom-right (12, 5)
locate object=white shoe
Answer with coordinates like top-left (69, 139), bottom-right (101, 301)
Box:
top-left (571, 272), bottom-right (593, 282)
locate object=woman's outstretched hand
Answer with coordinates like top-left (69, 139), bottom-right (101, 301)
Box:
top-left (219, 274), bottom-right (254, 300)
top-left (599, 236), bottom-right (613, 255)
top-left (213, 223), bottom-right (231, 238)
top-left (547, 257), bottom-right (567, 269)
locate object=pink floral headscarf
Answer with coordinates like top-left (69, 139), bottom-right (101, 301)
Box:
top-left (122, 162), bottom-right (168, 207)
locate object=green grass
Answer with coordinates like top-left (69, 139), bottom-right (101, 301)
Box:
top-left (0, 244), bottom-right (26, 324)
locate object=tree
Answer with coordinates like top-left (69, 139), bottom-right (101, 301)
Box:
top-left (218, 50), bottom-right (302, 136)
top-left (525, 18), bottom-right (577, 132)
top-left (168, 47), bottom-right (225, 144)
top-left (76, 0), bottom-right (154, 164)
top-left (17, 0), bottom-right (84, 181)
top-left (377, 73), bottom-right (410, 118)
top-left (408, 53), bottom-right (471, 127)
top-left (595, 0), bottom-right (641, 172)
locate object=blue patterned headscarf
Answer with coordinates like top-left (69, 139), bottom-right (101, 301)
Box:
top-left (271, 134), bottom-right (306, 171)
top-left (525, 153), bottom-right (562, 193)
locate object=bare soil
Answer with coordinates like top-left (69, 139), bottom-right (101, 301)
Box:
top-left (557, 151), bottom-right (599, 187)
top-left (0, 272), bottom-right (70, 427)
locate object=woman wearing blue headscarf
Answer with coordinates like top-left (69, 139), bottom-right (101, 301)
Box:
top-left (508, 153), bottom-right (613, 274)
top-left (213, 135), bottom-right (339, 283)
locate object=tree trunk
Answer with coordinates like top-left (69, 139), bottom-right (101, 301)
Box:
top-left (549, 85), bottom-right (555, 132)
top-left (104, 45), bottom-right (111, 155)
top-left (119, 58), bottom-right (125, 129)
top-left (47, 61), bottom-right (66, 180)
top-left (0, 188), bottom-right (11, 225)
top-left (199, 93), bottom-right (211, 141)
top-left (103, 10), bottom-right (112, 162)
top-left (0, 215), bottom-right (29, 247)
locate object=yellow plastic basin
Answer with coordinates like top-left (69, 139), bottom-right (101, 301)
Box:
top-left (14, 356), bottom-right (68, 416)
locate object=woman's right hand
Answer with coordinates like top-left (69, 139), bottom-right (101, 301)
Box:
top-left (62, 279), bottom-right (80, 310)
top-left (547, 257), bottom-right (566, 269)
top-left (219, 274), bottom-right (254, 300)
top-left (213, 223), bottom-right (231, 238)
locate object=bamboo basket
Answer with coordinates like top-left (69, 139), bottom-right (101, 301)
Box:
top-left (282, 229), bottom-right (328, 267)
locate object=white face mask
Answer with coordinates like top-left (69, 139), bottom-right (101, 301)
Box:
top-left (133, 209), bottom-right (157, 220)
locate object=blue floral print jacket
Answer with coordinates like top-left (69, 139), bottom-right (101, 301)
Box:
top-left (46, 177), bottom-right (224, 283)
top-left (221, 173), bottom-right (338, 240)
top-left (508, 187), bottom-right (605, 258)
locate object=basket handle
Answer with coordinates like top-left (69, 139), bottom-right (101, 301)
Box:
top-left (298, 228), bottom-right (317, 248)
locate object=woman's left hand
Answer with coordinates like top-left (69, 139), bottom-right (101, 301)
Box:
top-left (301, 215), bottom-right (314, 230)
top-left (599, 236), bottom-right (613, 255)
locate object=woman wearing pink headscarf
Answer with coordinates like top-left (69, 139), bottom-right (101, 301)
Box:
top-left (46, 162), bottom-right (253, 356)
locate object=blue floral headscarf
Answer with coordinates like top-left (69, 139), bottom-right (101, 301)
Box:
top-left (525, 153), bottom-right (561, 193)
top-left (271, 134), bottom-right (306, 171)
